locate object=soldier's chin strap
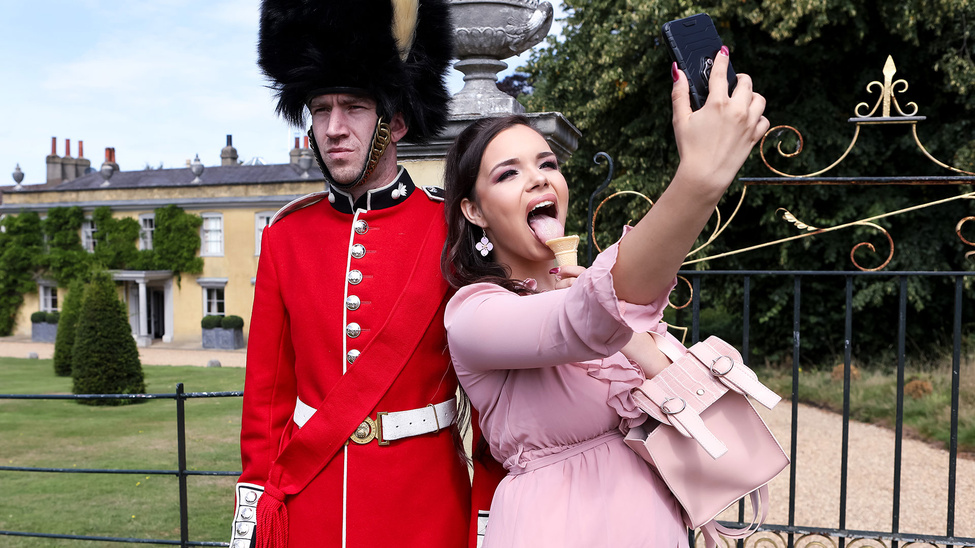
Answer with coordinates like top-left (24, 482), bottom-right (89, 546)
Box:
top-left (307, 117), bottom-right (393, 191)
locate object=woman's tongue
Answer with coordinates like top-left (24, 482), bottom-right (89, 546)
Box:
top-left (528, 214), bottom-right (564, 244)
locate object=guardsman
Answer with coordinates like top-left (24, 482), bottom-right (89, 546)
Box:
top-left (229, 1), bottom-right (482, 546)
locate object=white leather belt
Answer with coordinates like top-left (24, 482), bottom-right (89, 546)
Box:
top-left (293, 397), bottom-right (457, 446)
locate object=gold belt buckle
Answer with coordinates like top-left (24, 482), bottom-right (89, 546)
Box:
top-left (349, 413), bottom-right (388, 446)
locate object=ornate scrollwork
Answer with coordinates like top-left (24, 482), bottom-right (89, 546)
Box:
top-left (854, 56), bottom-right (919, 118)
top-left (586, 57), bottom-right (975, 273)
top-left (957, 216), bottom-right (975, 261)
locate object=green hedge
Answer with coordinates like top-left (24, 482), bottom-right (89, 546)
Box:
top-left (30, 311), bottom-right (47, 323)
top-left (221, 315), bottom-right (244, 330)
top-left (201, 315), bottom-right (223, 329)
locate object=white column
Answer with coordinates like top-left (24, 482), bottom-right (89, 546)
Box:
top-left (138, 280), bottom-right (149, 347)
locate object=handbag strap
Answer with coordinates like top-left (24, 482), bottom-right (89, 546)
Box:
top-left (689, 338), bottom-right (781, 410)
top-left (647, 329), bottom-right (685, 363)
top-left (698, 485), bottom-right (771, 548)
top-left (633, 379), bottom-right (729, 459)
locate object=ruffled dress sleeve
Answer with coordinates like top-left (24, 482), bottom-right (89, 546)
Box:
top-left (446, 227), bottom-right (674, 375)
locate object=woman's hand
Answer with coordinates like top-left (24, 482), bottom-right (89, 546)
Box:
top-left (671, 47), bottom-right (770, 197)
top-left (551, 265), bottom-right (585, 290)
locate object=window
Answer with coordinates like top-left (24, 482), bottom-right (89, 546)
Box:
top-left (204, 287), bottom-right (225, 316)
top-left (40, 285), bottom-right (58, 312)
top-left (201, 213), bottom-right (223, 256)
top-left (82, 219), bottom-right (97, 252)
top-left (255, 211), bottom-right (274, 255)
top-left (198, 278), bottom-right (228, 317)
top-left (139, 214), bottom-right (155, 250)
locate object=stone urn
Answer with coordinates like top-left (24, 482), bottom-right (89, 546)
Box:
top-left (450, 0), bottom-right (554, 116)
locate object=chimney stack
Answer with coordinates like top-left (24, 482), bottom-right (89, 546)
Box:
top-left (290, 135), bottom-right (302, 165)
top-left (76, 140), bottom-right (91, 175)
top-left (62, 138), bottom-right (78, 181)
top-left (221, 134), bottom-right (239, 166)
top-left (46, 137), bottom-right (63, 185)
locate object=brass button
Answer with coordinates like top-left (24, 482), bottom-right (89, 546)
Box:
top-left (346, 295), bottom-right (361, 311)
top-left (243, 491), bottom-right (258, 504)
top-left (351, 244), bottom-right (366, 259)
top-left (236, 523), bottom-right (250, 536)
top-left (240, 507), bottom-right (254, 520)
top-left (347, 349), bottom-right (360, 364)
top-left (348, 270), bottom-right (363, 285)
top-left (354, 220), bottom-right (368, 234)
top-left (346, 322), bottom-right (361, 338)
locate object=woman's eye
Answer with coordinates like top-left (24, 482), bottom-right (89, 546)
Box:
top-left (541, 161), bottom-right (558, 170)
top-left (497, 169), bottom-right (517, 182)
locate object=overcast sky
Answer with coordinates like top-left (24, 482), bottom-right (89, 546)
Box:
top-left (1, 0), bottom-right (563, 187)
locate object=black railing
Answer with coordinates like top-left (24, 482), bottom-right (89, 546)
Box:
top-left (3, 271), bottom-right (973, 548)
top-left (0, 384), bottom-right (243, 547)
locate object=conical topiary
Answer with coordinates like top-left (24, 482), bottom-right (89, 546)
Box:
top-left (71, 271), bottom-right (145, 405)
top-left (53, 279), bottom-right (85, 377)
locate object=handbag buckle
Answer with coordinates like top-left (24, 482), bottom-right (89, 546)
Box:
top-left (709, 355), bottom-right (735, 376)
top-left (660, 397), bottom-right (686, 415)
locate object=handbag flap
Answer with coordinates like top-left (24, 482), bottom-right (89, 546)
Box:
top-left (637, 394), bottom-right (789, 529)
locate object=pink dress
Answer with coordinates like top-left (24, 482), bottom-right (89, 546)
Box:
top-left (445, 237), bottom-right (690, 548)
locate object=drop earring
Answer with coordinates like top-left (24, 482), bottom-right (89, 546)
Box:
top-left (475, 229), bottom-right (493, 257)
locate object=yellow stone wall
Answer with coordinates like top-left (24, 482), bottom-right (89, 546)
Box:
top-left (5, 157), bottom-right (446, 346)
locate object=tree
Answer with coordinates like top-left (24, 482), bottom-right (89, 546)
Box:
top-left (71, 271), bottom-right (145, 404)
top-left (41, 206), bottom-right (91, 286)
top-left (53, 279), bottom-right (85, 377)
top-left (92, 206), bottom-right (140, 270)
top-left (524, 0), bottom-right (975, 363)
top-left (0, 212), bottom-right (44, 335)
top-left (130, 205), bottom-right (204, 283)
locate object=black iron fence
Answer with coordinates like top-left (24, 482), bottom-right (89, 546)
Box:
top-left (0, 385), bottom-right (243, 547)
top-left (2, 270), bottom-right (973, 548)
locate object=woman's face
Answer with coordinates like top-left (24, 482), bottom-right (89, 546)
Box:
top-left (461, 124), bottom-right (569, 272)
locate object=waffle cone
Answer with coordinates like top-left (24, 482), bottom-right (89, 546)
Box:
top-left (545, 235), bottom-right (580, 267)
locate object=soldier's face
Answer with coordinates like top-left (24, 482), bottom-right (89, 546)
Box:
top-left (309, 93), bottom-right (379, 185)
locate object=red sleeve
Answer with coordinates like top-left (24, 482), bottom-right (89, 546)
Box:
top-left (238, 225), bottom-right (298, 487)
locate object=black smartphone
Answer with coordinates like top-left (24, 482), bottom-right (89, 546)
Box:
top-left (662, 13), bottom-right (737, 111)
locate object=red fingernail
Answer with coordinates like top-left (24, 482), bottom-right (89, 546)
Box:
top-left (719, 45), bottom-right (729, 57)
top-left (671, 62), bottom-right (679, 82)
top-left (549, 267), bottom-right (560, 275)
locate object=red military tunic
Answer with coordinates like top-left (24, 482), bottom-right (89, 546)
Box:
top-left (233, 168), bottom-right (471, 547)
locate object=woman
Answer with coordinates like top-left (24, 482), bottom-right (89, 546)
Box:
top-left (442, 51), bottom-right (768, 547)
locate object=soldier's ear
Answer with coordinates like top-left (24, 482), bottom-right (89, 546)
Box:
top-left (389, 112), bottom-right (408, 143)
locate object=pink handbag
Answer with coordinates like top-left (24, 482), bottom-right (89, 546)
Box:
top-left (624, 335), bottom-right (789, 548)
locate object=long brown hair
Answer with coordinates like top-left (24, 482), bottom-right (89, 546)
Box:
top-left (441, 114), bottom-right (538, 295)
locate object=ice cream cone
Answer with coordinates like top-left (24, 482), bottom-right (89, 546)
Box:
top-left (545, 235), bottom-right (580, 267)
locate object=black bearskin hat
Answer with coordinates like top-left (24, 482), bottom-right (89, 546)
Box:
top-left (258, 0), bottom-right (453, 143)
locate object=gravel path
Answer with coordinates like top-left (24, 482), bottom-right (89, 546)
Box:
top-left (2, 337), bottom-right (970, 541)
top-left (715, 401), bottom-right (975, 542)
top-left (0, 337), bottom-right (245, 367)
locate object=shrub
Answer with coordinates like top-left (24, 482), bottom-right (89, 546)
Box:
top-left (30, 311), bottom-right (47, 323)
top-left (221, 315), bottom-right (244, 330)
top-left (830, 363), bottom-right (861, 382)
top-left (201, 315), bottom-right (223, 329)
top-left (905, 378), bottom-right (934, 400)
top-left (45, 311), bottom-right (60, 324)
top-left (71, 271), bottom-right (145, 404)
top-left (54, 280), bottom-right (85, 377)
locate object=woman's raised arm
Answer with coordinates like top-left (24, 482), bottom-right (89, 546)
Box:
top-left (611, 48), bottom-right (769, 304)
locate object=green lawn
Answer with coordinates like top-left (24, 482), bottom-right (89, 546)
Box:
top-left (757, 357), bottom-right (975, 455)
top-left (0, 357), bottom-right (246, 547)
